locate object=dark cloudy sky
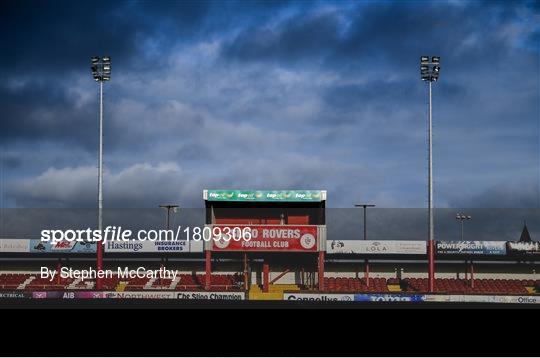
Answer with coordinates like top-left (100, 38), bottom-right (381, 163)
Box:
top-left (0, 0), bottom-right (539, 209)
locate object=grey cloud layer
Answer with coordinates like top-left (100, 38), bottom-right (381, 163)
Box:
top-left (1, 0), bottom-right (538, 210)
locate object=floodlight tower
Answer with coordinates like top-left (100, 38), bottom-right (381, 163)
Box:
top-left (355, 204), bottom-right (375, 286)
top-left (159, 204), bottom-right (180, 231)
top-left (91, 56), bottom-right (111, 290)
top-left (420, 55), bottom-right (440, 293)
top-left (456, 213), bottom-right (472, 241)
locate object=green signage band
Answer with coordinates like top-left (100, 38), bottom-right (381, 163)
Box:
top-left (204, 190), bottom-right (325, 202)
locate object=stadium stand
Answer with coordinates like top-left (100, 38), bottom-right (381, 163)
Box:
top-left (0, 273), bottom-right (30, 290)
top-left (0, 273), bottom-right (245, 292)
top-left (323, 277), bottom-right (389, 292)
top-left (25, 276), bottom-right (74, 290)
top-left (0, 272), bottom-right (536, 295)
top-left (401, 278), bottom-right (529, 295)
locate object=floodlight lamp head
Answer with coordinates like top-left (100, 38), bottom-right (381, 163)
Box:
top-left (91, 56), bottom-right (99, 64)
top-left (432, 56), bottom-right (440, 64)
top-left (102, 56), bottom-right (111, 63)
top-left (421, 56), bottom-right (429, 63)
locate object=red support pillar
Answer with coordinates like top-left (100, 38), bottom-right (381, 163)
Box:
top-left (428, 240), bottom-right (435, 292)
top-left (243, 253), bottom-right (248, 291)
top-left (160, 261), bottom-right (164, 286)
top-left (263, 260), bottom-right (269, 293)
top-left (96, 242), bottom-right (103, 290)
top-left (56, 260), bottom-right (62, 285)
top-left (364, 259), bottom-right (370, 287)
top-left (205, 250), bottom-right (212, 290)
top-left (318, 251), bottom-right (325, 291)
top-left (470, 260), bottom-right (474, 289)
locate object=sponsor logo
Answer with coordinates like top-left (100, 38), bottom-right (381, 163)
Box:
top-left (507, 241), bottom-right (540, 254)
top-left (354, 294), bottom-right (426, 302)
top-left (0, 292), bottom-right (29, 299)
top-left (366, 241), bottom-right (387, 253)
top-left (206, 190), bottom-right (322, 202)
top-left (107, 241), bottom-right (144, 252)
top-left (106, 240), bottom-right (189, 253)
top-left (436, 241), bottom-right (506, 255)
top-left (176, 292), bottom-right (244, 300)
top-left (516, 296), bottom-right (539, 304)
top-left (105, 291), bottom-right (174, 299)
top-left (300, 233), bottom-right (316, 249)
top-left (30, 240), bottom-right (95, 253)
top-left (327, 240), bottom-right (426, 255)
top-left (53, 241), bottom-right (76, 250)
top-left (0, 239), bottom-right (30, 253)
top-left (214, 236), bottom-right (231, 249)
top-left (285, 293), bottom-right (353, 301)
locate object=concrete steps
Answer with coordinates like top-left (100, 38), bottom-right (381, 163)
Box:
top-left (18, 276), bottom-right (35, 289)
top-left (145, 277), bottom-right (157, 290)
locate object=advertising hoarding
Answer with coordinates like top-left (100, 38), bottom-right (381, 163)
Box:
top-left (423, 294), bottom-right (540, 304)
top-left (284, 293), bottom-right (540, 304)
top-left (29, 240), bottom-right (96, 253)
top-left (27, 291), bottom-right (246, 300)
top-left (327, 240), bottom-right (426, 254)
top-left (0, 291), bottom-right (32, 299)
top-left (0, 239), bottom-right (30, 253)
top-left (354, 294), bottom-right (426, 302)
top-left (435, 241), bottom-right (506, 255)
top-left (32, 291), bottom-right (105, 299)
top-left (204, 190), bottom-right (325, 202)
top-left (176, 291), bottom-right (245, 300)
top-left (105, 240), bottom-right (203, 253)
top-left (506, 241), bottom-right (540, 255)
top-left (104, 291), bottom-right (175, 299)
top-left (22, 291), bottom-right (540, 304)
top-left (284, 293), bottom-right (354, 301)
top-left (211, 225), bottom-right (318, 252)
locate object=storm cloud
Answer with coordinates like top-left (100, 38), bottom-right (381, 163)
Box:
top-left (0, 0), bottom-right (539, 215)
